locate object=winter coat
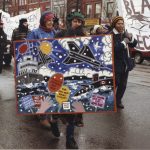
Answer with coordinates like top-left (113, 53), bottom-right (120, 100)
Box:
top-left (55, 27), bottom-right (85, 38)
top-left (11, 28), bottom-right (31, 41)
top-left (112, 29), bottom-right (137, 74)
top-left (27, 28), bottom-right (55, 40)
top-left (0, 30), bottom-right (7, 51)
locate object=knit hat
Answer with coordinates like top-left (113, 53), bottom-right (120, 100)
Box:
top-left (93, 25), bottom-right (103, 34)
top-left (66, 12), bottom-right (85, 22)
top-left (40, 12), bottom-right (54, 27)
top-left (19, 18), bottom-right (27, 25)
top-left (111, 16), bottom-right (124, 28)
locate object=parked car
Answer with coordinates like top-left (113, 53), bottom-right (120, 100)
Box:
top-left (3, 40), bottom-right (12, 66)
top-left (129, 48), bottom-right (150, 64)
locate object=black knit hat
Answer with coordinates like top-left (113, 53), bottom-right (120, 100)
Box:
top-left (19, 18), bottom-right (27, 25)
top-left (111, 16), bottom-right (124, 28)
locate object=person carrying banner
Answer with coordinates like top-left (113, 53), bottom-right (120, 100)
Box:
top-left (111, 16), bottom-right (137, 109)
top-left (11, 18), bottom-right (30, 56)
top-left (27, 12), bottom-right (55, 40)
top-left (0, 13), bottom-right (7, 74)
top-left (54, 11), bottom-right (86, 149)
top-left (27, 11), bottom-right (56, 129)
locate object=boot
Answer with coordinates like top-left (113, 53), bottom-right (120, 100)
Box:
top-left (50, 121), bottom-right (60, 137)
top-left (66, 123), bottom-right (78, 149)
top-left (66, 137), bottom-right (78, 149)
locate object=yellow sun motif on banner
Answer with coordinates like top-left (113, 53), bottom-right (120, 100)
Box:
top-left (39, 41), bottom-right (52, 55)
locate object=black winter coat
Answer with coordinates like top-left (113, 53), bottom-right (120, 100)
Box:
top-left (0, 30), bottom-right (7, 52)
top-left (113, 32), bottom-right (137, 74)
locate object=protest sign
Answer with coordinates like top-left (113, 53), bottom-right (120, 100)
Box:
top-left (0, 8), bottom-right (41, 40)
top-left (14, 35), bottom-right (115, 114)
top-left (117, 0), bottom-right (150, 51)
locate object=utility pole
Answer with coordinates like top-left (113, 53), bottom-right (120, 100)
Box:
top-left (2, 0), bottom-right (5, 11)
top-left (76, 0), bottom-right (79, 12)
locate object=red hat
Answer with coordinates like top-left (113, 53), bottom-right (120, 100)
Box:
top-left (40, 12), bottom-right (54, 27)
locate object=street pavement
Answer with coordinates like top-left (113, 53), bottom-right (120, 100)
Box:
top-left (0, 61), bottom-right (150, 149)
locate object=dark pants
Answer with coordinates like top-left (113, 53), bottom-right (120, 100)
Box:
top-left (115, 70), bottom-right (129, 105)
top-left (38, 114), bottom-right (49, 121)
top-left (52, 114), bottom-right (82, 139)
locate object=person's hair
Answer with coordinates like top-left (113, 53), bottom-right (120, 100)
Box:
top-left (19, 18), bottom-right (27, 25)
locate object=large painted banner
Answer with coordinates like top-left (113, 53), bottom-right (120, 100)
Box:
top-left (0, 9), bottom-right (41, 40)
top-left (15, 35), bottom-right (115, 115)
top-left (117, 0), bottom-right (150, 51)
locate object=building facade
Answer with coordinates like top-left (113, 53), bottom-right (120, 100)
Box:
top-left (101, 0), bottom-right (117, 23)
top-left (66, 0), bottom-right (82, 13)
top-left (82, 0), bottom-right (117, 22)
top-left (51, 0), bottom-right (67, 23)
top-left (0, 0), bottom-right (11, 12)
top-left (1, 0), bottom-right (118, 23)
top-left (2, 0), bottom-right (51, 16)
top-left (82, 0), bottom-right (102, 18)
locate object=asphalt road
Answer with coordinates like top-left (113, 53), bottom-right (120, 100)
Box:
top-left (0, 60), bottom-right (150, 149)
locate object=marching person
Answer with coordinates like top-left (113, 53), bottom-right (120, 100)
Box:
top-left (11, 18), bottom-right (30, 56)
top-left (111, 16), bottom-right (137, 109)
top-left (27, 11), bottom-right (55, 129)
top-left (0, 13), bottom-right (7, 74)
top-left (54, 11), bottom-right (86, 149)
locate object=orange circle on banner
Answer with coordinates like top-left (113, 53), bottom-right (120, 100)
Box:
top-left (19, 44), bottom-right (28, 54)
top-left (48, 73), bottom-right (64, 93)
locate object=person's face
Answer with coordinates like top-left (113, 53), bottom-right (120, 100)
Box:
top-left (45, 19), bottom-right (53, 29)
top-left (115, 20), bottom-right (124, 33)
top-left (71, 18), bottom-right (82, 29)
top-left (23, 22), bottom-right (28, 27)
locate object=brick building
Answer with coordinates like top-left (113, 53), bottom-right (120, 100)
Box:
top-left (66, 0), bottom-right (117, 24)
top-left (66, 0), bottom-right (82, 13)
top-left (0, 0), bottom-right (11, 12)
top-left (1, 0), bottom-right (51, 16)
top-left (82, 0), bottom-right (102, 18)
top-left (51, 0), bottom-right (67, 22)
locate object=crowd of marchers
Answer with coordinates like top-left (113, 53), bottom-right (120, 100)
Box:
top-left (0, 11), bottom-right (137, 149)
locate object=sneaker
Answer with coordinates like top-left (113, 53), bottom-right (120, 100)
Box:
top-left (50, 122), bottom-right (60, 137)
top-left (66, 137), bottom-right (78, 149)
top-left (40, 119), bottom-right (51, 129)
top-left (117, 103), bottom-right (124, 109)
